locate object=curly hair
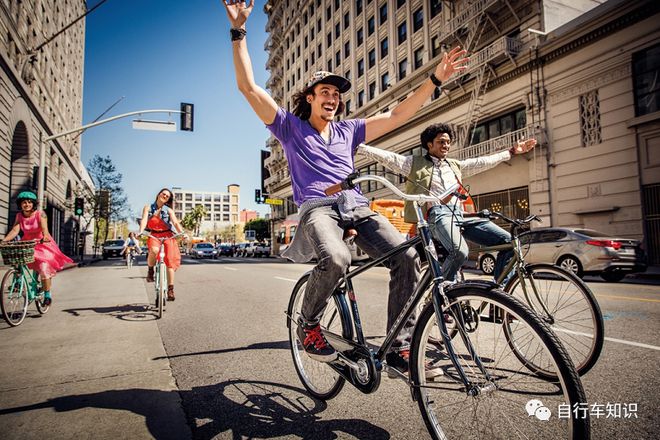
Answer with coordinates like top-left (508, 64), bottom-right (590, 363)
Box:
top-left (292, 86), bottom-right (345, 120)
top-left (420, 123), bottom-right (455, 150)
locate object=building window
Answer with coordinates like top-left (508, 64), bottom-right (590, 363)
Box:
top-left (381, 72), bottom-right (389, 92)
top-left (335, 50), bottom-right (341, 67)
top-left (633, 44), bottom-right (660, 117)
top-left (326, 6), bottom-right (331, 20)
top-left (580, 90), bottom-right (602, 147)
top-left (379, 3), bottom-right (387, 25)
top-left (368, 16), bottom-right (375, 36)
top-left (380, 37), bottom-right (388, 58)
top-left (414, 46), bottom-right (424, 70)
top-left (431, 36), bottom-right (441, 58)
top-left (368, 48), bottom-right (376, 68)
top-left (358, 90), bottom-right (365, 107)
top-left (397, 22), bottom-right (407, 45)
top-left (357, 27), bottom-right (364, 46)
top-left (345, 69), bottom-right (351, 81)
top-left (470, 109), bottom-right (527, 145)
top-left (356, 0), bottom-right (363, 15)
top-left (369, 81), bottom-right (376, 100)
top-left (358, 58), bottom-right (364, 76)
top-left (344, 41), bottom-right (350, 58)
top-left (413, 8), bottom-right (423, 32)
top-left (344, 12), bottom-right (350, 29)
top-left (327, 59), bottom-right (332, 71)
top-left (335, 22), bottom-right (341, 39)
top-left (430, 0), bottom-right (442, 18)
top-left (327, 32), bottom-right (332, 48)
top-left (345, 99), bottom-right (352, 115)
top-left (397, 0), bottom-right (405, 8)
top-left (398, 58), bottom-right (407, 80)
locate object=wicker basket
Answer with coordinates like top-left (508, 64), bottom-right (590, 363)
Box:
top-left (0, 240), bottom-right (36, 266)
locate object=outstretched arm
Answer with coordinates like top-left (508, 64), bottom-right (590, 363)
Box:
top-left (365, 46), bottom-right (469, 143)
top-left (222, 1), bottom-right (278, 125)
top-left (1, 221), bottom-right (21, 242)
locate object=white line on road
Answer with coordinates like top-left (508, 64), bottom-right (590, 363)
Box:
top-left (223, 267), bottom-right (238, 271)
top-left (275, 276), bottom-right (298, 283)
top-left (553, 327), bottom-right (660, 351)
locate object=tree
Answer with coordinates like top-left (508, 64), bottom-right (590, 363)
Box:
top-left (244, 218), bottom-right (270, 241)
top-left (87, 155), bottom-right (130, 249)
top-left (181, 205), bottom-right (206, 236)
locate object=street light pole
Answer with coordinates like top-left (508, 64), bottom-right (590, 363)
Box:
top-left (36, 107), bottom-right (191, 208)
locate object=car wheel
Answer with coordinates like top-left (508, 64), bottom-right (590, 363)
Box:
top-left (601, 271), bottom-right (626, 283)
top-left (479, 254), bottom-right (496, 275)
top-left (558, 255), bottom-right (583, 278)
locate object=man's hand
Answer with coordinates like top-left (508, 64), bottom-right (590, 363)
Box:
top-left (510, 138), bottom-right (537, 155)
top-left (222, 0), bottom-right (254, 29)
top-left (434, 46), bottom-right (470, 83)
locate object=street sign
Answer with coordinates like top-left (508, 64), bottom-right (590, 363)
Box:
top-left (132, 119), bottom-right (176, 132)
top-left (264, 198), bottom-right (283, 205)
top-left (245, 230), bottom-right (256, 240)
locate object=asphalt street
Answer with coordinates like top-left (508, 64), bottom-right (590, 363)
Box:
top-left (0, 255), bottom-right (658, 439)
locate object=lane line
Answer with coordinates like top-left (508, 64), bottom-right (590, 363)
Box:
top-left (223, 267), bottom-right (238, 271)
top-left (595, 293), bottom-right (660, 303)
top-left (552, 327), bottom-right (660, 351)
top-left (275, 276), bottom-right (298, 283)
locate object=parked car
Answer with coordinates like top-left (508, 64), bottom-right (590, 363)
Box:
top-left (254, 241), bottom-right (271, 258)
top-left (234, 243), bottom-right (250, 257)
top-left (190, 242), bottom-right (218, 259)
top-left (216, 244), bottom-right (234, 257)
top-left (242, 242), bottom-right (259, 258)
top-left (478, 227), bottom-right (647, 282)
top-left (102, 240), bottom-right (125, 259)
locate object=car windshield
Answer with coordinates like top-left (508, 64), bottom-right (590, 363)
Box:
top-left (105, 240), bottom-right (124, 246)
top-left (196, 243), bottom-right (213, 249)
top-left (574, 229), bottom-right (609, 238)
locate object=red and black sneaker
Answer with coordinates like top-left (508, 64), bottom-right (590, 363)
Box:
top-left (386, 348), bottom-right (444, 380)
top-left (296, 319), bottom-right (337, 362)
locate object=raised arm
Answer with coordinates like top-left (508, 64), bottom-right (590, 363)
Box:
top-left (365, 46), bottom-right (469, 143)
top-left (139, 205), bottom-right (149, 233)
top-left (356, 143), bottom-right (412, 176)
top-left (222, 1), bottom-right (278, 125)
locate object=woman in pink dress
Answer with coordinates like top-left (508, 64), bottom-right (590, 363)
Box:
top-left (1, 191), bottom-right (73, 305)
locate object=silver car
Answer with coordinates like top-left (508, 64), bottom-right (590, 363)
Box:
top-left (478, 227), bottom-right (646, 282)
top-left (190, 242), bottom-right (218, 259)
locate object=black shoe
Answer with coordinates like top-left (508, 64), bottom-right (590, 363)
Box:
top-left (43, 296), bottom-right (52, 306)
top-left (296, 319), bottom-right (337, 362)
top-left (146, 267), bottom-right (154, 283)
top-left (386, 348), bottom-right (443, 380)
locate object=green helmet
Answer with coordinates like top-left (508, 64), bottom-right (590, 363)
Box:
top-left (17, 191), bottom-right (37, 201)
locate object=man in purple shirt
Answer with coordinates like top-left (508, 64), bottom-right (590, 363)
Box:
top-left (223, 1), bottom-right (468, 370)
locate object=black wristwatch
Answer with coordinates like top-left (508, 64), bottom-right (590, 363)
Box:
top-left (230, 28), bottom-right (246, 41)
top-left (430, 73), bottom-right (442, 87)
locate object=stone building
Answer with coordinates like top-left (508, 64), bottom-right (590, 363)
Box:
top-left (262, 0), bottom-right (659, 264)
top-left (0, 0), bottom-right (92, 256)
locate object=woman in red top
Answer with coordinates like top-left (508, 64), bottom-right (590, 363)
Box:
top-left (139, 188), bottom-right (184, 300)
top-left (1, 191), bottom-right (73, 305)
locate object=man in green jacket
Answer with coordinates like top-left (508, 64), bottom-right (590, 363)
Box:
top-left (357, 123), bottom-right (536, 282)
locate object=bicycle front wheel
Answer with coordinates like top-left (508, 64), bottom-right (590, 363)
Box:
top-left (1, 269), bottom-right (28, 326)
top-left (410, 284), bottom-right (589, 440)
top-left (505, 264), bottom-right (604, 376)
top-left (156, 263), bottom-right (167, 319)
top-left (287, 273), bottom-right (349, 400)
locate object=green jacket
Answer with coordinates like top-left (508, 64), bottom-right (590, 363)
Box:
top-left (403, 155), bottom-right (462, 223)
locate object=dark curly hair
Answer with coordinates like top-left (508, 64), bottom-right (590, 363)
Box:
top-left (292, 86), bottom-right (345, 120)
top-left (153, 188), bottom-right (174, 209)
top-left (420, 123), bottom-right (455, 150)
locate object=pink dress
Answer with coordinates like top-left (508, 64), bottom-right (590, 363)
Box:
top-left (17, 210), bottom-right (73, 278)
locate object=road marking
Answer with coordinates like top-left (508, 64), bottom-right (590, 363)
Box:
top-left (223, 267), bottom-right (238, 271)
top-left (275, 276), bottom-right (298, 283)
top-left (596, 294), bottom-right (660, 303)
top-left (553, 327), bottom-right (660, 351)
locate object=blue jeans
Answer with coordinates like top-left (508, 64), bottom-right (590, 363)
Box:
top-left (301, 205), bottom-right (421, 349)
top-left (428, 205), bottom-right (512, 282)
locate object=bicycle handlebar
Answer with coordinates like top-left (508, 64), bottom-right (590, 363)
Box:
top-left (140, 231), bottom-right (186, 242)
top-left (464, 209), bottom-right (542, 226)
top-left (324, 173), bottom-right (461, 204)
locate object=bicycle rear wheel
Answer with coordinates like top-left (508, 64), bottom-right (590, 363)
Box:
top-left (410, 284), bottom-right (589, 440)
top-left (1, 269), bottom-right (28, 326)
top-left (287, 273), bottom-right (349, 400)
top-left (505, 264), bottom-right (604, 376)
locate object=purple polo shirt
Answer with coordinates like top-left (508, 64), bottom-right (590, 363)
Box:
top-left (267, 108), bottom-right (367, 207)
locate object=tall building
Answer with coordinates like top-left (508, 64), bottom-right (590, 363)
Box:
top-left (263, 0), bottom-right (660, 264)
top-left (0, 0), bottom-right (90, 255)
top-left (172, 185), bottom-right (240, 234)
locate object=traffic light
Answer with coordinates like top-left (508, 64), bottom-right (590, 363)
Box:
top-left (180, 102), bottom-right (194, 131)
top-left (255, 189), bottom-right (261, 204)
top-left (74, 197), bottom-right (84, 216)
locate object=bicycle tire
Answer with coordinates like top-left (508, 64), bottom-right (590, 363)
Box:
top-left (287, 272), bottom-right (349, 400)
top-left (410, 284), bottom-right (589, 440)
top-left (127, 253), bottom-right (133, 269)
top-left (505, 263), bottom-right (604, 376)
top-left (156, 263), bottom-right (167, 319)
top-left (1, 269), bottom-right (28, 326)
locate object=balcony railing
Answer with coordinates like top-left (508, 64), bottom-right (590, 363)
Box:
top-left (448, 125), bottom-right (537, 162)
top-left (445, 0), bottom-right (500, 36)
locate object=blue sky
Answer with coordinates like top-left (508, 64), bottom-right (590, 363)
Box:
top-left (82, 0), bottom-right (271, 224)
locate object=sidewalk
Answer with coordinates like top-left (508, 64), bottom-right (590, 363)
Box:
top-left (0, 262), bottom-right (191, 439)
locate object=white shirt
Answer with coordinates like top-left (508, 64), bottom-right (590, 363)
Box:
top-left (356, 144), bottom-right (511, 209)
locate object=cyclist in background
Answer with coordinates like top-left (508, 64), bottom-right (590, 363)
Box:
top-left (358, 123), bottom-right (536, 283)
top-left (139, 188), bottom-right (184, 301)
top-left (122, 231), bottom-right (142, 264)
top-left (222, 0), bottom-right (468, 373)
top-left (1, 191), bottom-right (73, 305)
